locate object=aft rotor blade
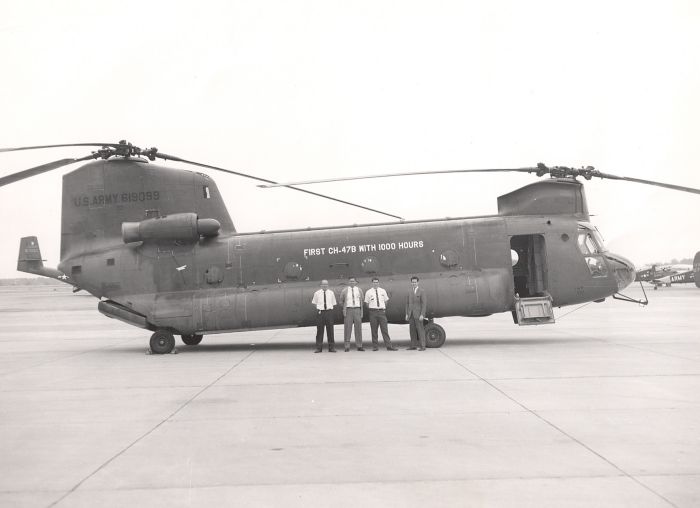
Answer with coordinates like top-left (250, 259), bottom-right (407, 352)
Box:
top-left (593, 171), bottom-right (700, 195)
top-left (0, 143), bottom-right (124, 153)
top-left (257, 167), bottom-right (537, 187)
top-left (0, 155), bottom-right (96, 187)
top-left (153, 152), bottom-right (404, 220)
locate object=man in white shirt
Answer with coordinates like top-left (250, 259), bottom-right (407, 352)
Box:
top-left (364, 277), bottom-right (398, 351)
top-left (340, 276), bottom-right (364, 352)
top-left (311, 279), bottom-right (337, 352)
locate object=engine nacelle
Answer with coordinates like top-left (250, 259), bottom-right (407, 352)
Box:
top-left (122, 213), bottom-right (220, 243)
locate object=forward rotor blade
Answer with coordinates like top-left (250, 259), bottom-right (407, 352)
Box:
top-left (259, 166), bottom-right (700, 196)
top-left (257, 167), bottom-right (537, 187)
top-left (0, 155), bottom-right (96, 187)
top-left (592, 172), bottom-right (700, 195)
top-left (0, 143), bottom-right (124, 153)
top-left (153, 152), bottom-right (404, 220)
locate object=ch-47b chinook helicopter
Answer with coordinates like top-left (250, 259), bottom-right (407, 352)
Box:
top-left (4, 141), bottom-right (699, 354)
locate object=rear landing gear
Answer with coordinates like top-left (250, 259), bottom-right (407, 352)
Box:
top-left (181, 334), bottom-right (203, 346)
top-left (150, 329), bottom-right (176, 354)
top-left (424, 322), bottom-right (446, 348)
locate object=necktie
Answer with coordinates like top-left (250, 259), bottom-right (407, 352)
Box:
top-left (323, 290), bottom-right (327, 310)
top-left (414, 287), bottom-right (417, 295)
top-left (351, 287), bottom-right (356, 306)
top-left (375, 288), bottom-right (380, 309)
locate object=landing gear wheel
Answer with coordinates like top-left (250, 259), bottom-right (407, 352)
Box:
top-left (150, 329), bottom-right (176, 354)
top-left (424, 322), bottom-right (446, 348)
top-left (181, 334), bottom-right (203, 346)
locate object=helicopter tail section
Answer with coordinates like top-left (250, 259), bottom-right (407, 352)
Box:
top-left (17, 236), bottom-right (44, 274)
top-left (17, 236), bottom-right (70, 283)
top-left (59, 158), bottom-right (236, 260)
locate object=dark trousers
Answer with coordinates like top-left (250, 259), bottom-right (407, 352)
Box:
top-left (408, 315), bottom-right (426, 348)
top-left (369, 309), bottom-right (393, 348)
top-left (316, 310), bottom-right (335, 349)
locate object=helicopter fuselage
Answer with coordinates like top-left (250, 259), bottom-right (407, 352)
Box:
top-left (59, 213), bottom-right (632, 336)
top-left (15, 159), bottom-right (636, 350)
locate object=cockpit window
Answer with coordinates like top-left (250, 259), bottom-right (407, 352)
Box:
top-left (585, 256), bottom-right (608, 277)
top-left (578, 223), bottom-right (608, 277)
top-left (577, 233), bottom-right (594, 254)
top-left (577, 225), bottom-right (606, 254)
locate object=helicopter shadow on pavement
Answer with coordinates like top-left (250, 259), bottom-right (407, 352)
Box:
top-left (112, 336), bottom-right (586, 355)
top-left (442, 336), bottom-right (592, 347)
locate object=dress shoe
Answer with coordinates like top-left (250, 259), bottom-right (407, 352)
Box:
top-left (418, 347), bottom-right (426, 351)
top-left (329, 348), bottom-right (337, 353)
top-left (358, 347), bottom-right (365, 351)
top-left (407, 347), bottom-right (417, 350)
top-left (387, 347), bottom-right (398, 351)
top-left (345, 347), bottom-right (350, 352)
top-left (372, 347), bottom-right (379, 351)
top-left (314, 349), bottom-right (322, 353)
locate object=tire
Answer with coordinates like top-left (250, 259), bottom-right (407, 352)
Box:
top-left (181, 334), bottom-right (203, 346)
top-left (424, 322), bottom-right (446, 348)
top-left (150, 329), bottom-right (176, 354)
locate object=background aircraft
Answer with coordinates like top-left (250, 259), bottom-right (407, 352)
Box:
top-left (635, 252), bottom-right (700, 288)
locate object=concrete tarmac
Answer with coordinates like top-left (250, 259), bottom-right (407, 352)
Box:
top-left (0, 284), bottom-right (698, 507)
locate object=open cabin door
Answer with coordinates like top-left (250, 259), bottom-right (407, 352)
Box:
top-left (510, 234), bottom-right (554, 325)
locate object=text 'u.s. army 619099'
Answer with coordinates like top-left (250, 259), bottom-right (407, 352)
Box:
top-left (4, 141), bottom-right (700, 353)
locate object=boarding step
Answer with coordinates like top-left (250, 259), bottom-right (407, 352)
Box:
top-left (514, 295), bottom-right (555, 326)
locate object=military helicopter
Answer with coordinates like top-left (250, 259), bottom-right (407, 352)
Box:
top-left (635, 253), bottom-right (700, 289)
top-left (4, 141), bottom-right (699, 354)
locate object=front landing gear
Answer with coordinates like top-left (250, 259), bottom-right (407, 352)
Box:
top-left (150, 329), bottom-right (176, 354)
top-left (181, 334), bottom-right (203, 346)
top-left (424, 322), bottom-right (446, 348)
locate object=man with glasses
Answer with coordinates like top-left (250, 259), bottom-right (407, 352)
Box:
top-left (364, 277), bottom-right (398, 351)
top-left (340, 277), bottom-right (364, 352)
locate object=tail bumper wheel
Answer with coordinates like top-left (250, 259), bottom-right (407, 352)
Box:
top-left (150, 330), bottom-right (176, 354)
top-left (424, 322), bottom-right (446, 348)
top-left (181, 334), bottom-right (203, 346)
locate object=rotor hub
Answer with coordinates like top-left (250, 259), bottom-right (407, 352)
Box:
top-left (92, 141), bottom-right (158, 161)
top-left (535, 163), bottom-right (599, 180)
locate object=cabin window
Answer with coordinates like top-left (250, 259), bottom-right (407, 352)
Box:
top-left (361, 257), bottom-right (379, 273)
top-left (203, 186), bottom-right (211, 199)
top-left (284, 262), bottom-right (303, 279)
top-left (71, 265), bottom-right (82, 274)
top-left (439, 250), bottom-right (459, 268)
top-left (204, 266), bottom-right (223, 284)
top-left (106, 258), bottom-right (115, 266)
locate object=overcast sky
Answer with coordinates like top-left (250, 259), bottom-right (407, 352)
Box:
top-left (1, 0), bottom-right (699, 278)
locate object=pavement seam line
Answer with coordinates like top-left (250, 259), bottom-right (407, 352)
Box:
top-left (6, 371), bottom-right (694, 392)
top-left (6, 471), bottom-right (700, 495)
top-left (556, 327), bottom-right (700, 363)
top-left (47, 346), bottom-right (259, 508)
top-left (608, 341), bottom-right (700, 363)
top-left (437, 348), bottom-right (679, 508)
top-left (0, 338), bottom-right (140, 378)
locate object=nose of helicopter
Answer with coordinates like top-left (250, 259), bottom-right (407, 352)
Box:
top-left (607, 253), bottom-right (636, 291)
